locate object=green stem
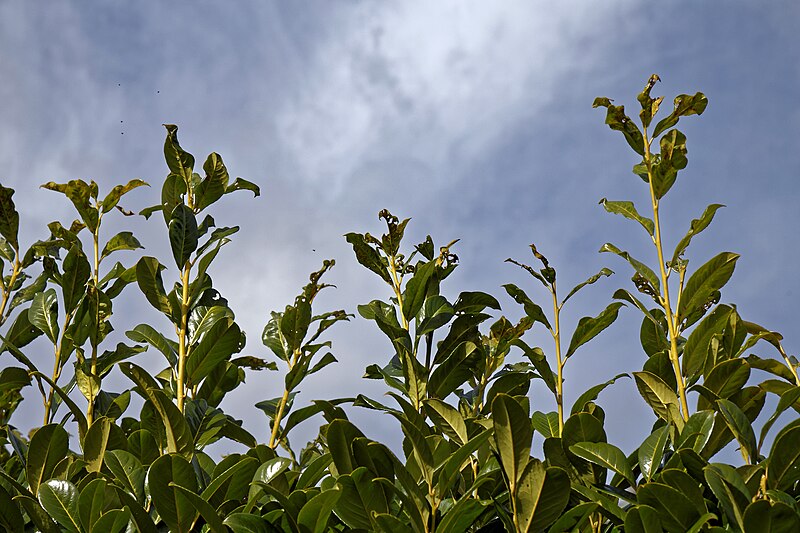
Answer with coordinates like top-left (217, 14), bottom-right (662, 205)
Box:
top-left (551, 284), bottom-right (564, 435)
top-left (176, 264), bottom-right (191, 413)
top-left (0, 246), bottom-right (21, 325)
top-left (644, 129), bottom-right (690, 422)
top-left (87, 228), bottom-right (101, 426)
top-left (269, 348), bottom-right (300, 449)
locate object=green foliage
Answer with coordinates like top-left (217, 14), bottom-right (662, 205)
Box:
top-left (0, 76), bottom-right (798, 532)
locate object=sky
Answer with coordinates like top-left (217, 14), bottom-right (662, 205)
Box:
top-left (1, 1), bottom-right (798, 457)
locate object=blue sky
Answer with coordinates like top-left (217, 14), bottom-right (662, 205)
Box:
top-left (1, 1), bottom-right (798, 455)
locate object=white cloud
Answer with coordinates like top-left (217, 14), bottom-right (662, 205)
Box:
top-left (276, 1), bottom-right (638, 194)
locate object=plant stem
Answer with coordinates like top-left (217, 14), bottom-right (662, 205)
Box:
top-left (176, 263), bottom-right (191, 413)
top-left (643, 130), bottom-right (690, 422)
top-left (269, 348), bottom-right (300, 449)
top-left (388, 255), bottom-right (408, 329)
top-left (87, 228), bottom-right (101, 426)
top-left (551, 284), bottom-right (565, 435)
top-left (0, 250), bottom-right (20, 325)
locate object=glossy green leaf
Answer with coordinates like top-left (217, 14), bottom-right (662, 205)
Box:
top-left (652, 92), bottom-right (708, 137)
top-left (168, 204), bottom-right (198, 268)
top-left (148, 454), bottom-right (198, 533)
top-left (135, 256), bottom-right (172, 316)
top-left (516, 461), bottom-right (570, 533)
top-left (92, 509), bottom-right (130, 533)
top-left (759, 386), bottom-right (800, 451)
top-left (334, 467), bottom-right (389, 531)
top-left (424, 398), bottom-right (467, 445)
top-left (0, 185), bottom-right (20, 247)
top-left (61, 245), bottom-right (91, 313)
top-left (37, 480), bottom-right (81, 533)
top-left (101, 231), bottom-right (143, 260)
top-left (162, 124), bottom-right (195, 178)
top-left (297, 488), bottom-right (341, 533)
top-left (402, 260), bottom-right (436, 322)
top-left (703, 463), bottom-right (749, 530)
top-left (26, 423), bottom-right (69, 496)
top-left (223, 513), bottom-right (273, 532)
top-left (226, 177), bottom-right (261, 197)
top-left (532, 411), bottom-right (560, 438)
top-left (437, 497), bottom-right (487, 533)
top-left (29, 288), bottom-right (59, 343)
top-left (767, 424), bottom-right (800, 490)
top-left (683, 304), bottom-right (733, 381)
top-left (599, 243), bottom-right (660, 295)
top-left (699, 359), bottom-right (750, 410)
top-left (570, 373), bottom-right (628, 414)
top-left (101, 178), bottom-right (148, 213)
top-left (417, 294), bottom-right (454, 336)
top-left (120, 362), bottom-right (193, 457)
top-left (563, 267), bottom-right (614, 304)
top-left (82, 416), bottom-right (112, 473)
top-left (503, 283), bottom-right (551, 329)
top-left (126, 323), bottom-right (177, 367)
top-left (77, 477), bottom-right (106, 532)
top-left (0, 484), bottom-right (24, 532)
top-left (634, 371), bottom-right (684, 430)
top-left (600, 198), bottom-right (654, 236)
top-left (678, 252), bottom-right (739, 325)
top-left (570, 441), bottom-right (635, 485)
top-left (671, 204), bottom-right (725, 264)
top-left (186, 319), bottom-right (242, 387)
top-left (345, 233), bottom-right (392, 284)
top-left (565, 302), bottom-right (624, 358)
top-left (592, 97), bottom-right (645, 155)
top-left (492, 393), bottom-right (532, 488)
top-left (743, 500), bottom-right (800, 533)
top-left (638, 425), bottom-right (670, 481)
top-left (170, 483), bottom-right (226, 533)
top-left (638, 482), bottom-right (701, 532)
top-left (194, 152), bottom-right (229, 211)
top-left (105, 449), bottom-right (146, 502)
top-left (716, 398), bottom-right (757, 463)
top-left (41, 179), bottom-right (99, 232)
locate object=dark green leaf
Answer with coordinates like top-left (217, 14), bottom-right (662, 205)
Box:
top-left (633, 371), bottom-right (684, 430)
top-left (515, 461), bottom-right (570, 533)
top-left (565, 302), bottom-right (625, 358)
top-left (37, 480), bottom-right (80, 533)
top-left (638, 425), bottom-right (670, 481)
top-left (570, 441), bottom-right (635, 485)
top-left (592, 97), bottom-right (645, 155)
top-left (296, 488), bottom-right (341, 533)
top-left (767, 424), bottom-right (800, 490)
top-left (638, 482), bottom-right (701, 532)
top-left (101, 178), bottom-right (148, 213)
top-left (437, 498), bottom-right (487, 533)
top-left (599, 198), bottom-right (654, 236)
top-left (671, 204), bottom-right (725, 264)
top-left (26, 424), bottom-right (70, 496)
top-left (345, 233), bottom-right (391, 284)
top-left (170, 483), bottom-right (226, 533)
top-left (492, 393), bottom-right (532, 488)
top-left (148, 454), bottom-right (198, 533)
top-left (503, 283), bottom-right (551, 329)
top-left (29, 288), bottom-right (59, 343)
top-left (186, 319), bottom-right (242, 387)
top-left (563, 267), bottom-right (614, 304)
top-left (401, 260), bottom-right (436, 321)
top-left (600, 242), bottom-right (660, 295)
top-left (100, 231), bottom-right (142, 260)
top-left (135, 256), bottom-right (172, 316)
top-left (652, 92), bottom-right (708, 138)
top-left (678, 252), bottom-right (739, 326)
top-left (82, 416), bottom-right (112, 473)
top-left (743, 500), bottom-right (800, 533)
top-left (168, 204), bottom-right (198, 268)
top-left (717, 398), bottom-right (757, 463)
top-left (532, 411), bottom-right (560, 438)
top-left (162, 124), bottom-right (195, 178)
top-left (683, 304), bottom-right (733, 381)
top-left (226, 177), bottom-right (260, 197)
top-left (570, 373), bottom-right (629, 414)
top-left (125, 323), bottom-right (177, 367)
top-left (0, 185), bottom-right (20, 247)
